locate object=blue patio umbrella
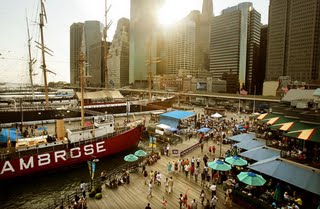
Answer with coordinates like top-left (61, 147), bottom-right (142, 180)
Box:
top-left (207, 160), bottom-right (232, 171)
top-left (134, 149), bottom-right (148, 157)
top-left (237, 172), bottom-right (266, 186)
top-left (124, 154), bottom-right (139, 162)
top-left (225, 156), bottom-right (247, 166)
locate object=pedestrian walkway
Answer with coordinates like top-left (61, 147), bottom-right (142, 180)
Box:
top-left (87, 137), bottom-right (243, 209)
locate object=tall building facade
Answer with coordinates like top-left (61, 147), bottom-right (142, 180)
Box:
top-left (70, 22), bottom-right (84, 86)
top-left (107, 18), bottom-right (130, 88)
top-left (209, 2), bottom-right (261, 93)
top-left (164, 18), bottom-right (196, 76)
top-left (129, 0), bottom-right (163, 86)
top-left (82, 21), bottom-right (104, 87)
top-left (266, 0), bottom-right (320, 82)
top-left (199, 0), bottom-right (214, 73)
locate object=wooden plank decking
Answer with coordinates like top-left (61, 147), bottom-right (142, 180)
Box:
top-left (87, 138), bottom-right (244, 209)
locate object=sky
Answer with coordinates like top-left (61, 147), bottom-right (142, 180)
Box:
top-left (0, 0), bottom-right (269, 85)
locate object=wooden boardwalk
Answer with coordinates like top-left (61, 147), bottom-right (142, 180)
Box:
top-left (87, 138), bottom-right (244, 209)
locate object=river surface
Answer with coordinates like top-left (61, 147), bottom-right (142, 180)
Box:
top-left (0, 149), bottom-right (134, 209)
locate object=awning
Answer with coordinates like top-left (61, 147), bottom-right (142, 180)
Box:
top-left (284, 122), bottom-right (317, 132)
top-left (284, 126), bottom-right (320, 143)
top-left (248, 158), bottom-right (320, 195)
top-left (227, 133), bottom-right (255, 142)
top-left (197, 127), bottom-right (211, 133)
top-left (240, 146), bottom-right (280, 161)
top-left (269, 117), bottom-right (297, 130)
top-left (160, 110), bottom-right (195, 120)
top-left (235, 139), bottom-right (265, 150)
top-left (257, 112), bottom-right (283, 120)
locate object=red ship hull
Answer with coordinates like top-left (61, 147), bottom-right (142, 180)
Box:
top-left (0, 126), bottom-right (143, 180)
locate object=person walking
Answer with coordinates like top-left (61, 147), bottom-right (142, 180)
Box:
top-left (204, 199), bottom-right (210, 209)
top-left (145, 203), bottom-right (152, 209)
top-left (201, 171), bottom-right (206, 187)
top-left (191, 199), bottom-right (197, 209)
top-left (147, 180), bottom-right (153, 198)
top-left (164, 178), bottom-right (169, 193)
top-left (167, 161), bottom-right (172, 174)
top-left (80, 181), bottom-right (86, 198)
top-left (179, 194), bottom-right (184, 209)
top-left (194, 166), bottom-right (199, 182)
top-left (168, 177), bottom-right (174, 194)
top-left (143, 170), bottom-right (148, 185)
top-left (210, 183), bottom-right (217, 198)
top-left (200, 190), bottom-right (205, 206)
top-left (211, 195), bottom-right (218, 209)
top-left (201, 142), bottom-right (204, 153)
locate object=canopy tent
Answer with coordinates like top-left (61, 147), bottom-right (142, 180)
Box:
top-left (0, 129), bottom-right (21, 143)
top-left (257, 112), bottom-right (283, 121)
top-left (282, 122), bottom-right (317, 132)
top-left (284, 126), bottom-right (320, 143)
top-left (240, 146), bottom-right (280, 161)
top-left (235, 139), bottom-right (265, 150)
top-left (75, 90), bottom-right (124, 100)
top-left (248, 157), bottom-right (320, 195)
top-left (227, 133), bottom-right (255, 143)
top-left (197, 127), bottom-right (211, 133)
top-left (160, 110), bottom-right (195, 128)
top-left (211, 112), bottom-right (222, 118)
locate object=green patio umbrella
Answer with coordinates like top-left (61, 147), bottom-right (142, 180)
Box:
top-left (208, 160), bottom-right (232, 171)
top-left (225, 156), bottom-right (247, 166)
top-left (134, 149), bottom-right (148, 157)
top-left (124, 154), bottom-right (139, 162)
top-left (237, 172), bottom-right (266, 186)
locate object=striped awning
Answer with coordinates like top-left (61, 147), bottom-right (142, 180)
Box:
top-left (284, 126), bottom-right (320, 143)
top-left (279, 122), bottom-right (295, 131)
top-left (257, 113), bottom-right (283, 121)
top-left (266, 117), bottom-right (280, 125)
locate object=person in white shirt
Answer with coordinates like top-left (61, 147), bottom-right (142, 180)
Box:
top-left (210, 183), bottom-right (217, 198)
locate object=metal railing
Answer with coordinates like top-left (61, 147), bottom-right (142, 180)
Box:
top-left (45, 159), bottom-right (143, 209)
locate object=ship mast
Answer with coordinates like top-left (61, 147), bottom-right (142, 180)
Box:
top-left (37, 0), bottom-right (54, 108)
top-left (26, 17), bottom-right (36, 100)
top-left (104, 0), bottom-right (112, 89)
top-left (39, 0), bottom-right (49, 108)
top-left (79, 53), bottom-right (86, 128)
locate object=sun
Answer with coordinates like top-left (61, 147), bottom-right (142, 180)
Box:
top-left (158, 0), bottom-right (189, 25)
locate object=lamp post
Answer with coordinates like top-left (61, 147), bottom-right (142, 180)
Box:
top-left (88, 158), bottom-right (99, 190)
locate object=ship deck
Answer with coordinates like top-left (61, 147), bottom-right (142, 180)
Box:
top-left (87, 139), bottom-right (244, 209)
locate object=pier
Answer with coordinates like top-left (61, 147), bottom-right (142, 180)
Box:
top-left (86, 137), bottom-right (243, 209)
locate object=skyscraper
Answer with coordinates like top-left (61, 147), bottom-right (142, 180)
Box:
top-left (198, 0), bottom-right (214, 73)
top-left (164, 17), bottom-right (196, 76)
top-left (70, 22), bottom-right (84, 86)
top-left (209, 2), bottom-right (261, 93)
top-left (129, 0), bottom-right (163, 86)
top-left (82, 21), bottom-right (104, 87)
top-left (266, 0), bottom-right (320, 82)
top-left (108, 18), bottom-right (130, 88)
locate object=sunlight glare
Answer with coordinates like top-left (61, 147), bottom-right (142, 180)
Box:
top-left (158, 0), bottom-right (189, 25)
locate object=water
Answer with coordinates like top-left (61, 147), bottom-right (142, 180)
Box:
top-left (0, 149), bottom-right (135, 209)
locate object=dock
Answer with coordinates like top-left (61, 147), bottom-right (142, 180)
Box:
top-left (87, 137), bottom-right (244, 209)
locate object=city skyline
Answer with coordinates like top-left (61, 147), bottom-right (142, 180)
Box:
top-left (0, 0), bottom-right (269, 85)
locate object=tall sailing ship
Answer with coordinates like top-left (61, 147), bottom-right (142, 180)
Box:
top-left (0, 0), bottom-right (144, 180)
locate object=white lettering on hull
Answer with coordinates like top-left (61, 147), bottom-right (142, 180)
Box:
top-left (38, 153), bottom-right (50, 166)
top-left (70, 147), bottom-right (81, 158)
top-left (54, 150), bottom-right (67, 162)
top-left (96, 141), bottom-right (106, 153)
top-left (20, 157), bottom-right (34, 170)
top-left (0, 141), bottom-right (106, 176)
top-left (84, 144), bottom-right (94, 156)
top-left (1, 161), bottom-right (15, 174)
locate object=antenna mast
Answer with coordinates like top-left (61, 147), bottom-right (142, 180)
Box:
top-left (26, 17), bottom-right (36, 100)
top-left (104, 0), bottom-right (112, 89)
